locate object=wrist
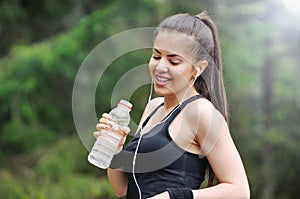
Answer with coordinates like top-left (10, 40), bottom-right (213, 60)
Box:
top-left (166, 188), bottom-right (193, 199)
top-left (115, 145), bottom-right (123, 154)
top-left (114, 133), bottom-right (127, 154)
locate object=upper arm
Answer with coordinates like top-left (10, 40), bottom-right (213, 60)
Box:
top-left (206, 121), bottom-right (248, 185)
top-left (194, 101), bottom-right (249, 187)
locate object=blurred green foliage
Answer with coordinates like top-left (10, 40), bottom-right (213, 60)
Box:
top-left (0, 0), bottom-right (299, 198)
top-left (0, 136), bottom-right (115, 199)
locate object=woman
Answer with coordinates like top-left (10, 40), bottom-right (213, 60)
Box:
top-left (94, 12), bottom-right (250, 199)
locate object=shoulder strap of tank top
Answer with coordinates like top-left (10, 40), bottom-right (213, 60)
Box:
top-left (181, 95), bottom-right (202, 107)
top-left (140, 95), bottom-right (202, 129)
top-left (163, 95), bottom-right (203, 124)
top-left (140, 102), bottom-right (164, 129)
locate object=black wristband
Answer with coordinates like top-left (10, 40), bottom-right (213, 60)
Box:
top-left (166, 188), bottom-right (193, 199)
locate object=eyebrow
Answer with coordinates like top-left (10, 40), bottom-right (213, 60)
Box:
top-left (153, 48), bottom-right (182, 58)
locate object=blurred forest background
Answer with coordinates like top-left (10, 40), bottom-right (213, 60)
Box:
top-left (0, 0), bottom-right (299, 198)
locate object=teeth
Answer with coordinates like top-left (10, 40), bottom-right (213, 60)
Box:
top-left (156, 76), bottom-right (169, 82)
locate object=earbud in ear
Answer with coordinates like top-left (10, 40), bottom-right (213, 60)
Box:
top-left (196, 67), bottom-right (201, 77)
top-left (193, 67), bottom-right (201, 82)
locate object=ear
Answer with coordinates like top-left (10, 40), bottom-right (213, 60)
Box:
top-left (197, 60), bottom-right (208, 74)
top-left (193, 60), bottom-right (208, 80)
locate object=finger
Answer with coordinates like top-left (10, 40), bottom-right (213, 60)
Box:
top-left (100, 113), bottom-right (112, 121)
top-left (93, 131), bottom-right (101, 138)
top-left (115, 126), bottom-right (130, 136)
top-left (99, 118), bottom-right (113, 127)
top-left (118, 126), bottom-right (130, 135)
top-left (99, 117), bottom-right (113, 124)
top-left (96, 123), bottom-right (111, 131)
top-left (99, 116), bottom-right (113, 124)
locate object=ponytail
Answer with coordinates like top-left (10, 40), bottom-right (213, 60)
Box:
top-left (195, 11), bottom-right (228, 123)
top-left (196, 11), bottom-right (228, 187)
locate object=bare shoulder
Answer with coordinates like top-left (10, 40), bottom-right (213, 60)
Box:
top-left (185, 97), bottom-right (225, 139)
top-left (185, 97), bottom-right (215, 122)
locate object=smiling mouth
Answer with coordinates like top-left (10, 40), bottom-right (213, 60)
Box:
top-left (154, 75), bottom-right (172, 85)
top-left (156, 76), bottom-right (169, 82)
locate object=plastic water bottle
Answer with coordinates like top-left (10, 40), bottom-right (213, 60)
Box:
top-left (88, 99), bottom-right (132, 169)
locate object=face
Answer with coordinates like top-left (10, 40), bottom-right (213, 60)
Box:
top-left (149, 31), bottom-right (198, 99)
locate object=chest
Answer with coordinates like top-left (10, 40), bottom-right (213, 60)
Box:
top-left (139, 107), bottom-right (200, 154)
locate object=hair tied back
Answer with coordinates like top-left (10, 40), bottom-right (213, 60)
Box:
top-left (194, 15), bottom-right (201, 20)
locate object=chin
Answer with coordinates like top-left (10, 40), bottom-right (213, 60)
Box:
top-left (154, 86), bottom-right (172, 96)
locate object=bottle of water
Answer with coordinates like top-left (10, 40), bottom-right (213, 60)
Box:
top-left (88, 99), bottom-right (132, 169)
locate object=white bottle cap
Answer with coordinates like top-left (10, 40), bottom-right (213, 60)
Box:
top-left (119, 99), bottom-right (133, 110)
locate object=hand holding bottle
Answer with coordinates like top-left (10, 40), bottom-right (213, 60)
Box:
top-left (88, 99), bottom-right (132, 169)
top-left (94, 113), bottom-right (130, 153)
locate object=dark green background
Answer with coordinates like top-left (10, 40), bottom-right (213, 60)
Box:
top-left (0, 0), bottom-right (299, 198)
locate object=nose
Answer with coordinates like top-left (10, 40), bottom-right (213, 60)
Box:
top-left (155, 62), bottom-right (168, 73)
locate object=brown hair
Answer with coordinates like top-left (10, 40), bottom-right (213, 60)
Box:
top-left (155, 11), bottom-right (228, 186)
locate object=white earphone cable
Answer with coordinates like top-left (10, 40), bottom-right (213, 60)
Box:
top-left (132, 80), bottom-right (153, 199)
top-left (132, 134), bottom-right (143, 199)
top-left (131, 79), bottom-right (194, 199)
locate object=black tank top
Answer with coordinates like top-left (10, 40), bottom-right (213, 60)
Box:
top-left (110, 95), bottom-right (208, 199)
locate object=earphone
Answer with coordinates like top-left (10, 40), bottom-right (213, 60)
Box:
top-left (132, 80), bottom-right (153, 199)
top-left (196, 67), bottom-right (201, 76)
top-left (194, 67), bottom-right (201, 82)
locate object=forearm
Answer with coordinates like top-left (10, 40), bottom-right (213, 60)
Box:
top-left (107, 168), bottom-right (128, 197)
top-left (192, 183), bottom-right (250, 199)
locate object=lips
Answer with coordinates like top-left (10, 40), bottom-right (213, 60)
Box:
top-left (154, 74), bottom-right (172, 86)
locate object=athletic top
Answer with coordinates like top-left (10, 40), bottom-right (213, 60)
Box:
top-left (110, 95), bottom-right (208, 199)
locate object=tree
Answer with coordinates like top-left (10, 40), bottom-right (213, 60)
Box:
top-left (0, 0), bottom-right (114, 56)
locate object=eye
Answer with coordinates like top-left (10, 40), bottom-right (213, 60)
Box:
top-left (169, 59), bottom-right (180, 65)
top-left (152, 55), bottom-right (161, 60)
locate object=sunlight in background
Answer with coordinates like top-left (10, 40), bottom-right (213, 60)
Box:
top-left (281, 0), bottom-right (300, 16)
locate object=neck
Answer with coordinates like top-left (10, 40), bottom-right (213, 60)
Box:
top-left (163, 87), bottom-right (198, 110)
